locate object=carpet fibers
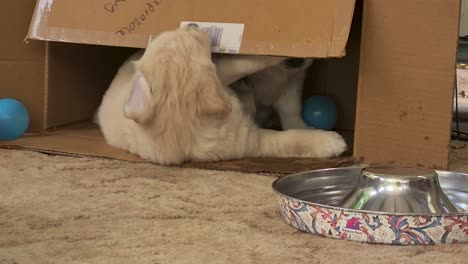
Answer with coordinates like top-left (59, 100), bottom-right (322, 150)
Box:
top-left (0, 144), bottom-right (467, 264)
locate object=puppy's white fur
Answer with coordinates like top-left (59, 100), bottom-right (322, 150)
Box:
top-left (96, 26), bottom-right (346, 165)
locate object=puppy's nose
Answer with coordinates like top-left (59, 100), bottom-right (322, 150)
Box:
top-left (283, 58), bottom-right (306, 68)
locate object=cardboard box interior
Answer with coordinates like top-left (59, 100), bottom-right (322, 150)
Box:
top-left (0, 0), bottom-right (461, 172)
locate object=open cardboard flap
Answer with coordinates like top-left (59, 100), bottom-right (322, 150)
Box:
top-left (0, 122), bottom-right (354, 175)
top-left (27, 0), bottom-right (356, 58)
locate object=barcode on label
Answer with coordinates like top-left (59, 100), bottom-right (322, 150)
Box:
top-left (201, 27), bottom-right (224, 47)
top-left (180, 21), bottom-right (244, 54)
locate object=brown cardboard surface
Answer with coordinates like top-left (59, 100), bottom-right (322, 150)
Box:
top-left (2, 1), bottom-right (45, 61)
top-left (1, 1), bottom-right (46, 132)
top-left (0, 123), bottom-right (354, 175)
top-left (5, 123), bottom-right (146, 162)
top-left (354, 0), bottom-right (460, 169)
top-left (0, 61), bottom-right (46, 132)
top-left (45, 43), bottom-right (136, 128)
top-left (27, 0), bottom-right (356, 58)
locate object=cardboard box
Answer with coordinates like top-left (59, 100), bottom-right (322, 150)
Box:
top-left (0, 0), bottom-right (461, 171)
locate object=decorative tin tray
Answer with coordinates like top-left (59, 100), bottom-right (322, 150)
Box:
top-left (272, 166), bottom-right (467, 245)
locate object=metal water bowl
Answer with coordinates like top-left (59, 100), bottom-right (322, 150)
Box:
top-left (340, 166), bottom-right (460, 214)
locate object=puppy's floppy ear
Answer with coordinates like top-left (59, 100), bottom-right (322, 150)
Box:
top-left (124, 70), bottom-right (155, 123)
top-left (196, 65), bottom-right (232, 120)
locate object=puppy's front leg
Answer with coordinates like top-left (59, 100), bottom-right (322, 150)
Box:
top-left (273, 77), bottom-right (309, 130)
top-left (251, 129), bottom-right (347, 159)
top-left (212, 54), bottom-right (287, 86)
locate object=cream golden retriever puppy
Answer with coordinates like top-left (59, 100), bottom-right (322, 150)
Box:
top-left (95, 25), bottom-right (346, 165)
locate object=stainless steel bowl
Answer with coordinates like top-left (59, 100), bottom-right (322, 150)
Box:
top-left (340, 166), bottom-right (460, 214)
top-left (272, 166), bottom-right (468, 245)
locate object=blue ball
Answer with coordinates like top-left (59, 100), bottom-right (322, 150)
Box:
top-left (0, 98), bottom-right (30, 141)
top-left (301, 96), bottom-right (337, 130)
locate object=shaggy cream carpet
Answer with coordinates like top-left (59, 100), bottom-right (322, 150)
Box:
top-left (0, 144), bottom-right (467, 264)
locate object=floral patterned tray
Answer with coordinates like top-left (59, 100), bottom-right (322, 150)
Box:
top-left (272, 167), bottom-right (468, 245)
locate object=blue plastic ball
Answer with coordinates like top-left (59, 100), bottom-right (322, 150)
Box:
top-left (301, 96), bottom-right (337, 130)
top-left (0, 98), bottom-right (30, 141)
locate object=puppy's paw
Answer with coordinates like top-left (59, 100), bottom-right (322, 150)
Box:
top-left (315, 131), bottom-right (347, 158)
top-left (296, 130), bottom-right (347, 158)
